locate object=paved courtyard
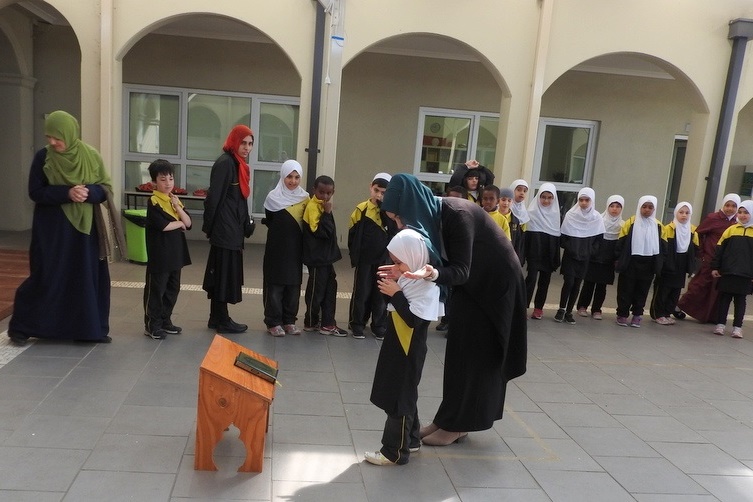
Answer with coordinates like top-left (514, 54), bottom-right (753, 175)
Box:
top-left (1, 234), bottom-right (752, 501)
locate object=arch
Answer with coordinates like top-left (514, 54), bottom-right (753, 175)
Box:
top-left (0, 12), bottom-right (29, 75)
top-left (115, 12), bottom-right (302, 81)
top-left (546, 51), bottom-right (708, 114)
top-left (347, 32), bottom-right (511, 98)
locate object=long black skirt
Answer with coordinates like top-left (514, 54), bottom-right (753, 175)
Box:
top-left (203, 245), bottom-right (244, 304)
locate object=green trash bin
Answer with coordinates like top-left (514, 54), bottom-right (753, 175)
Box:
top-left (123, 209), bottom-right (148, 264)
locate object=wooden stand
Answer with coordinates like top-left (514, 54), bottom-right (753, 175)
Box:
top-left (194, 334), bottom-right (277, 472)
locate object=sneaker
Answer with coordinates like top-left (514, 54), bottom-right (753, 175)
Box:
top-left (352, 330), bottom-right (366, 339)
top-left (144, 328), bottom-right (166, 340)
top-left (530, 308), bottom-right (543, 320)
top-left (554, 309), bottom-right (565, 323)
top-left (577, 307), bottom-right (589, 317)
top-left (592, 311), bottom-right (603, 320)
top-left (655, 316), bottom-right (673, 325)
top-left (303, 324), bottom-right (320, 332)
top-left (373, 330), bottom-right (385, 341)
top-left (630, 316), bottom-right (642, 328)
top-left (436, 322), bottom-right (448, 331)
top-left (163, 323), bottom-right (182, 334)
top-left (564, 312), bottom-right (576, 325)
top-left (409, 445), bottom-right (421, 453)
top-left (283, 324), bottom-right (301, 335)
top-left (732, 327), bottom-right (743, 339)
top-left (364, 451), bottom-right (396, 466)
top-left (713, 324), bottom-right (726, 336)
top-left (267, 325), bottom-right (285, 337)
top-left (320, 325), bottom-right (348, 337)
top-left (616, 316), bottom-right (629, 327)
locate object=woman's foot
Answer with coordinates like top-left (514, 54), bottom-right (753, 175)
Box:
top-left (419, 422), bottom-right (439, 439)
top-left (7, 330), bottom-right (29, 346)
top-left (421, 429), bottom-right (468, 446)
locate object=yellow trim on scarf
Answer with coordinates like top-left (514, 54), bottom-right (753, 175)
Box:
top-left (150, 190), bottom-right (182, 220)
top-left (391, 311), bottom-right (414, 356)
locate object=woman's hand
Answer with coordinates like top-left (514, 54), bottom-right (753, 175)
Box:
top-left (68, 184), bottom-right (89, 203)
top-left (378, 264), bottom-right (401, 281)
top-left (377, 277), bottom-right (401, 297)
top-left (403, 264), bottom-right (435, 280)
top-left (711, 270), bottom-right (721, 278)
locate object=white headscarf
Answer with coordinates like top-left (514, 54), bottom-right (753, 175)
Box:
top-left (509, 179), bottom-right (530, 224)
top-left (602, 194), bottom-right (625, 241)
top-left (631, 195), bottom-right (660, 256)
top-left (560, 187), bottom-right (605, 238)
top-left (737, 200), bottom-right (753, 228)
top-left (385, 229), bottom-right (443, 321)
top-left (263, 160), bottom-right (310, 211)
top-left (673, 202), bottom-right (692, 253)
top-left (526, 182), bottom-right (561, 236)
top-left (722, 193), bottom-right (742, 221)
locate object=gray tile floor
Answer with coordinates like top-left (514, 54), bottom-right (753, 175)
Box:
top-left (1, 232), bottom-right (753, 501)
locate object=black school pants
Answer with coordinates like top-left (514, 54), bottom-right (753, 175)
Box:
top-left (143, 269), bottom-right (181, 331)
top-left (263, 283), bottom-right (301, 327)
top-left (348, 263), bottom-right (387, 334)
top-left (380, 410), bottom-right (419, 465)
top-left (304, 264), bottom-right (337, 328)
top-left (577, 281), bottom-right (607, 313)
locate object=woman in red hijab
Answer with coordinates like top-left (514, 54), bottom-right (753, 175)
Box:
top-left (202, 125), bottom-right (255, 333)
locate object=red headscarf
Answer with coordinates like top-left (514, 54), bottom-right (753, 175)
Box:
top-left (222, 125), bottom-right (253, 199)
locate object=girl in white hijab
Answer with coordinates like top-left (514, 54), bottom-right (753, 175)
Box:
top-left (524, 183), bottom-right (561, 320)
top-left (555, 187), bottom-right (605, 324)
top-left (576, 194), bottom-right (624, 319)
top-left (261, 160), bottom-right (310, 336)
top-left (367, 229), bottom-right (443, 466)
top-left (509, 179), bottom-right (531, 225)
top-left (650, 202), bottom-right (699, 325)
top-left (614, 195), bottom-right (665, 328)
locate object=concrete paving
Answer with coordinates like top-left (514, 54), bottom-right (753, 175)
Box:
top-left (1, 233), bottom-right (752, 501)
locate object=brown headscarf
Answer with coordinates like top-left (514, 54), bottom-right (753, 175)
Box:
top-left (222, 125), bottom-right (254, 199)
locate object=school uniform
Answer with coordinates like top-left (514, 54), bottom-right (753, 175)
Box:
top-left (577, 194), bottom-right (624, 316)
top-left (348, 199), bottom-right (396, 337)
top-left (302, 196), bottom-right (343, 329)
top-left (144, 191), bottom-right (191, 333)
top-left (711, 203), bottom-right (753, 330)
top-left (650, 203), bottom-right (699, 321)
top-left (509, 179), bottom-right (531, 266)
top-left (615, 196), bottom-right (667, 322)
top-left (557, 188), bottom-right (605, 316)
top-left (485, 208), bottom-right (511, 240)
top-left (524, 183), bottom-right (561, 311)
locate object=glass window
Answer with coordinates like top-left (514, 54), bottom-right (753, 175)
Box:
top-left (414, 108), bottom-right (499, 195)
top-left (258, 102), bottom-right (299, 163)
top-left (252, 169), bottom-right (281, 215)
top-left (533, 118), bottom-right (599, 193)
top-left (187, 94), bottom-right (252, 161)
top-left (128, 93), bottom-right (179, 155)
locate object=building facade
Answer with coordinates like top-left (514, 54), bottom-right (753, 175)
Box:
top-left (1, 0), bottom-right (753, 243)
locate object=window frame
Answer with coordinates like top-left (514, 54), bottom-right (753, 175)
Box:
top-left (413, 107), bottom-right (500, 187)
top-left (531, 117), bottom-right (600, 193)
top-left (122, 84), bottom-right (300, 217)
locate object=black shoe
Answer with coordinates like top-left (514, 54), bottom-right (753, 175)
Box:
top-left (8, 330), bottom-right (29, 346)
top-left (352, 330), bottom-right (365, 339)
top-left (77, 335), bottom-right (113, 343)
top-left (564, 312), bottom-right (576, 325)
top-left (554, 309), bottom-right (565, 322)
top-left (672, 309), bottom-right (686, 320)
top-left (163, 323), bottom-right (182, 334)
top-left (436, 322), bottom-right (448, 331)
top-left (215, 319), bottom-right (248, 333)
top-left (207, 319), bottom-right (219, 329)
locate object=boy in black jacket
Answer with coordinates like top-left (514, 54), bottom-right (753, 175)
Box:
top-left (144, 159), bottom-right (192, 340)
top-left (348, 173), bottom-right (396, 339)
top-left (303, 175), bottom-right (348, 336)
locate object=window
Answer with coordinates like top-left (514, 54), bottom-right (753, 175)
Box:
top-left (533, 118), bottom-right (599, 209)
top-left (413, 108), bottom-right (499, 194)
top-left (123, 85), bottom-right (299, 215)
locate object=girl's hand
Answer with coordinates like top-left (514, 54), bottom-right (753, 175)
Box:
top-left (377, 277), bottom-right (401, 297)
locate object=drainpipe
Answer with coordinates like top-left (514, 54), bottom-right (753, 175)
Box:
top-left (306, 1), bottom-right (326, 186)
top-left (702, 18), bottom-right (753, 216)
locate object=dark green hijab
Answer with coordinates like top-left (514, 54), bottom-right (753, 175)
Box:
top-left (42, 111), bottom-right (112, 234)
top-left (381, 174), bottom-right (443, 266)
